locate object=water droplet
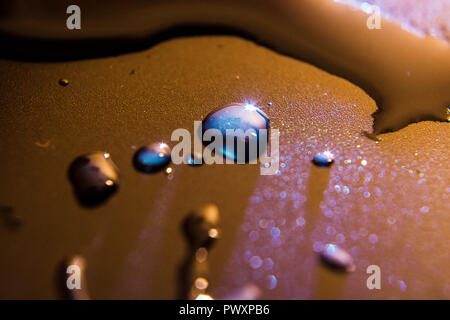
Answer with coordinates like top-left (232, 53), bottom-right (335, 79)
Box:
top-left (249, 256), bottom-right (263, 269)
top-left (60, 255), bottom-right (90, 300)
top-left (420, 206), bottom-right (430, 213)
top-left (320, 243), bottom-right (355, 272)
top-left (271, 227), bottom-right (281, 237)
top-left (194, 277), bottom-right (209, 290)
top-left (296, 217), bottom-right (306, 227)
top-left (59, 79), bottom-right (69, 87)
top-left (202, 103), bottom-right (269, 162)
top-left (312, 151), bottom-right (334, 167)
top-left (133, 143), bottom-right (171, 173)
top-left (343, 186), bottom-right (350, 194)
top-left (183, 203), bottom-right (220, 249)
top-left (68, 152), bottom-right (119, 206)
top-left (398, 280), bottom-right (407, 292)
top-left (369, 234), bottom-right (379, 244)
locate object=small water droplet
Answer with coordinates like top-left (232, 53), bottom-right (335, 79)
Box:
top-left (183, 203), bottom-right (220, 249)
top-left (296, 217), bottom-right (306, 226)
top-left (194, 277), bottom-right (209, 290)
top-left (202, 103), bottom-right (269, 162)
top-left (133, 143), bottom-right (171, 173)
top-left (59, 79), bottom-right (69, 87)
top-left (398, 280), bottom-right (407, 292)
top-left (320, 243), bottom-right (355, 272)
top-left (420, 206), bottom-right (430, 213)
top-left (369, 234), bottom-right (379, 244)
top-left (312, 151), bottom-right (334, 167)
top-left (249, 256), bottom-right (263, 269)
top-left (271, 227), bottom-right (280, 237)
top-left (68, 152), bottom-right (119, 206)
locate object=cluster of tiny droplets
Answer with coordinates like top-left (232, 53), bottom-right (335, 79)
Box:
top-left (217, 93), bottom-right (450, 299)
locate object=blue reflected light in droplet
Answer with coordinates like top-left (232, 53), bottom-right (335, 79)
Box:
top-left (312, 151), bottom-right (335, 167)
top-left (202, 103), bottom-right (269, 162)
top-left (133, 143), bottom-right (171, 173)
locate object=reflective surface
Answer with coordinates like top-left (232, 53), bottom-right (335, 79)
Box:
top-left (0, 36), bottom-right (449, 299)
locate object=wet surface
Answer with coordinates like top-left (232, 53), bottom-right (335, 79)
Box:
top-left (1, 0), bottom-right (449, 133)
top-left (0, 36), bottom-right (448, 299)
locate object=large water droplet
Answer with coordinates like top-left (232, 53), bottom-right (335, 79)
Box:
top-left (312, 151), bottom-right (335, 167)
top-left (320, 243), bottom-right (355, 272)
top-left (202, 103), bottom-right (269, 162)
top-left (68, 152), bottom-right (119, 206)
top-left (133, 143), bottom-right (171, 173)
top-left (183, 203), bottom-right (220, 249)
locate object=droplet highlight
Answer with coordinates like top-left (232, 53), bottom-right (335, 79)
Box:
top-left (183, 203), bottom-right (220, 249)
top-left (59, 79), bottom-right (69, 87)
